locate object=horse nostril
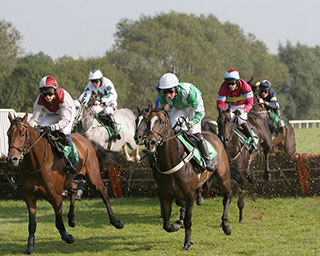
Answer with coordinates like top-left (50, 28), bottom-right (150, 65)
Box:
top-left (150, 140), bottom-right (156, 146)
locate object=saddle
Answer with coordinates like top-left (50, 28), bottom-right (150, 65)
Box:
top-left (45, 131), bottom-right (79, 162)
top-left (233, 127), bottom-right (259, 151)
top-left (95, 113), bottom-right (121, 141)
top-left (177, 132), bottom-right (218, 172)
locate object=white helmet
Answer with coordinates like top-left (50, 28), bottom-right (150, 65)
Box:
top-left (39, 75), bottom-right (58, 90)
top-left (88, 69), bottom-right (103, 81)
top-left (158, 73), bottom-right (179, 89)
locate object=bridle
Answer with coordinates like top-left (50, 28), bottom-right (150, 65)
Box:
top-left (8, 120), bottom-right (47, 173)
top-left (218, 112), bottom-right (244, 161)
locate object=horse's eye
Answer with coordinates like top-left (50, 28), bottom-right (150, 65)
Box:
top-left (21, 132), bottom-right (25, 137)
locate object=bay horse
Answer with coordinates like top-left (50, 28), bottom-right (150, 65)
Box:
top-left (217, 107), bottom-right (273, 222)
top-left (138, 105), bottom-right (233, 251)
top-left (6, 113), bottom-right (123, 254)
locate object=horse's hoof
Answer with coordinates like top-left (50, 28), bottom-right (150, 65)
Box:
top-left (196, 196), bottom-right (204, 206)
top-left (170, 222), bottom-right (181, 232)
top-left (68, 218), bottom-right (77, 228)
top-left (182, 242), bottom-right (193, 251)
top-left (111, 220), bottom-right (124, 229)
top-left (222, 224), bottom-right (232, 235)
top-left (65, 234), bottom-right (75, 244)
top-left (175, 220), bottom-right (184, 229)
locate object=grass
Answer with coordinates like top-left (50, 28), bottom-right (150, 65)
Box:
top-left (0, 197), bottom-right (320, 256)
top-left (294, 128), bottom-right (320, 154)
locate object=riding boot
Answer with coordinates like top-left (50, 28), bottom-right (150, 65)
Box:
top-left (64, 134), bottom-right (77, 174)
top-left (108, 114), bottom-right (121, 140)
top-left (242, 124), bottom-right (258, 153)
top-left (195, 133), bottom-right (215, 172)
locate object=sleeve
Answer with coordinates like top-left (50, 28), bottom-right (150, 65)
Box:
top-left (241, 80), bottom-right (254, 112)
top-left (80, 83), bottom-right (92, 106)
top-left (29, 96), bottom-right (43, 127)
top-left (217, 83), bottom-right (227, 111)
top-left (50, 92), bottom-right (74, 131)
top-left (101, 79), bottom-right (118, 106)
top-left (265, 90), bottom-right (279, 110)
top-left (186, 84), bottom-right (204, 126)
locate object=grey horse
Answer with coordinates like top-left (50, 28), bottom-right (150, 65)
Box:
top-left (73, 99), bottom-right (140, 162)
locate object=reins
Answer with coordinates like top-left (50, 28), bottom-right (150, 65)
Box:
top-left (9, 121), bottom-right (48, 174)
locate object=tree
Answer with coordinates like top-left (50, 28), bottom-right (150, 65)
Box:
top-left (107, 12), bottom-right (290, 119)
top-left (0, 20), bottom-right (22, 80)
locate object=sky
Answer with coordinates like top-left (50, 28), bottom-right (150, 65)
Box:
top-left (1, 0), bottom-right (319, 60)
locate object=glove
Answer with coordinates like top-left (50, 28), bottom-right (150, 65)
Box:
top-left (258, 98), bottom-right (264, 104)
top-left (186, 122), bottom-right (192, 130)
top-left (233, 109), bottom-right (242, 116)
top-left (94, 100), bottom-right (100, 106)
top-left (41, 126), bottom-right (52, 133)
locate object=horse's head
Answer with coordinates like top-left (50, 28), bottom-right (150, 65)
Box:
top-left (217, 106), bottom-right (234, 145)
top-left (144, 105), bottom-right (171, 152)
top-left (134, 106), bottom-right (152, 145)
top-left (7, 113), bottom-right (30, 167)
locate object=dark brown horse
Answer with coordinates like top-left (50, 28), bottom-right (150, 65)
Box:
top-left (137, 105), bottom-right (232, 251)
top-left (6, 113), bottom-right (123, 254)
top-left (247, 77), bottom-right (296, 156)
top-left (217, 107), bottom-right (273, 222)
top-left (252, 95), bottom-right (296, 156)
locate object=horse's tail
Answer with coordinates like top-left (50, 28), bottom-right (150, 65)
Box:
top-left (283, 117), bottom-right (296, 155)
top-left (89, 140), bottom-right (125, 165)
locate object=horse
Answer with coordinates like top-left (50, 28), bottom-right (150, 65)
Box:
top-left (6, 113), bottom-right (124, 254)
top-left (137, 104), bottom-right (233, 251)
top-left (73, 99), bottom-right (140, 162)
top-left (252, 95), bottom-right (296, 156)
top-left (247, 77), bottom-right (296, 155)
top-left (217, 107), bottom-right (273, 222)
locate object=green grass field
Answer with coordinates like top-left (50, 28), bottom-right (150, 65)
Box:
top-left (0, 197), bottom-right (319, 256)
top-left (294, 128), bottom-right (320, 154)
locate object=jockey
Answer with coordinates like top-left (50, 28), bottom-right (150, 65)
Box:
top-left (80, 69), bottom-right (120, 139)
top-left (258, 80), bottom-right (284, 131)
top-left (29, 75), bottom-right (77, 173)
top-left (217, 69), bottom-right (258, 153)
top-left (158, 72), bottom-right (215, 172)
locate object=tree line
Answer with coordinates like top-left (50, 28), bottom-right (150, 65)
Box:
top-left (1, 12), bottom-right (319, 120)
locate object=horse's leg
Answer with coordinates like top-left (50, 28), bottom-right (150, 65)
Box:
top-left (87, 169), bottom-right (124, 229)
top-left (263, 152), bottom-right (271, 181)
top-left (122, 144), bottom-right (133, 162)
top-left (160, 195), bottom-right (180, 232)
top-left (133, 147), bottom-right (140, 162)
top-left (221, 192), bottom-right (232, 235)
top-left (67, 179), bottom-right (78, 227)
top-left (24, 194), bottom-right (37, 254)
top-left (50, 196), bottom-right (74, 244)
top-left (182, 192), bottom-right (195, 251)
top-left (196, 186), bottom-right (204, 206)
top-left (237, 189), bottom-right (245, 223)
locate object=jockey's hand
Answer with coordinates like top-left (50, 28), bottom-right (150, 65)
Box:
top-left (186, 122), bottom-right (192, 131)
top-left (94, 100), bottom-right (100, 106)
top-left (233, 109), bottom-right (242, 116)
top-left (41, 126), bottom-right (52, 133)
top-left (258, 98), bottom-right (265, 104)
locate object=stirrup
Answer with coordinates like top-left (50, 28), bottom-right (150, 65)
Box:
top-left (64, 161), bottom-right (77, 174)
top-left (205, 160), bottom-right (215, 172)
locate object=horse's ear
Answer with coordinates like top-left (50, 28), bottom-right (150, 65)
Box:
top-left (151, 102), bottom-right (155, 110)
top-left (8, 113), bottom-right (13, 123)
top-left (137, 106), bottom-right (141, 114)
top-left (23, 113), bottom-right (28, 123)
top-left (247, 77), bottom-right (254, 85)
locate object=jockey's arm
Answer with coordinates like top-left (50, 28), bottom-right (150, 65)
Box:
top-left (50, 101), bottom-right (74, 132)
top-left (29, 97), bottom-right (43, 127)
